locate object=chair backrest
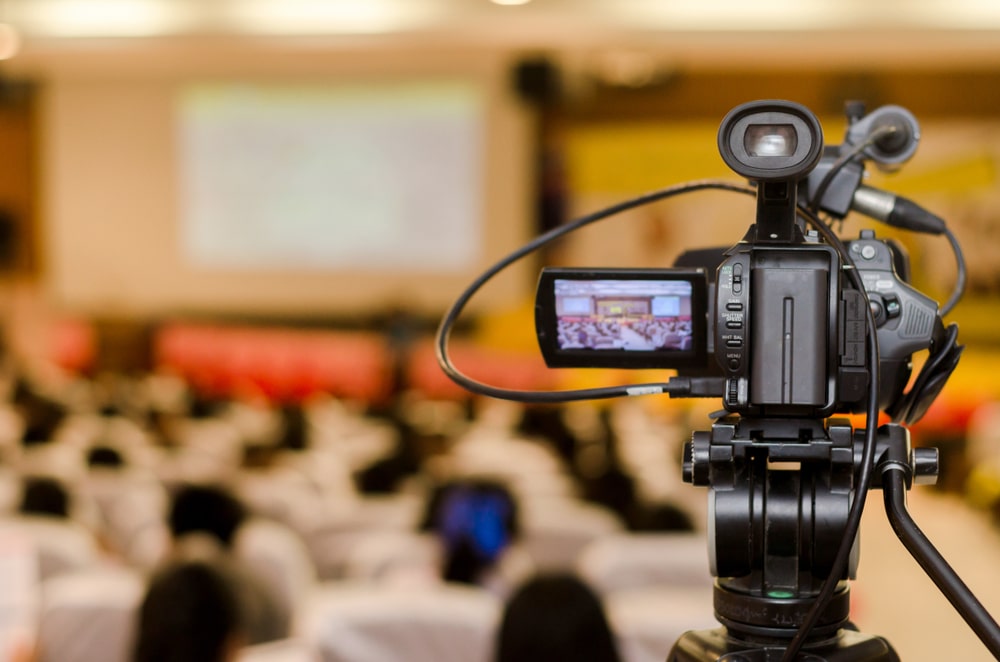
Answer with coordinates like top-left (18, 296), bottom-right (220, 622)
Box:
top-left (238, 638), bottom-right (322, 662)
top-left (606, 587), bottom-right (717, 662)
top-left (298, 584), bottom-right (501, 662)
top-left (8, 516), bottom-right (101, 581)
top-left (339, 530), bottom-right (442, 586)
top-left (78, 470), bottom-right (168, 563)
top-left (305, 494), bottom-right (424, 580)
top-left (35, 567), bottom-right (145, 662)
top-left (575, 532), bottom-right (712, 596)
top-left (235, 518), bottom-right (317, 616)
top-left (235, 469), bottom-right (327, 537)
top-left (0, 524), bottom-right (40, 661)
top-left (519, 498), bottom-right (625, 571)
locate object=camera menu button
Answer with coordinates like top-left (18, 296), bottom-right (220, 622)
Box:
top-left (884, 294), bottom-right (901, 319)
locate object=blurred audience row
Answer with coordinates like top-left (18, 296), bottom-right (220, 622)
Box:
top-left (0, 359), bottom-right (716, 662)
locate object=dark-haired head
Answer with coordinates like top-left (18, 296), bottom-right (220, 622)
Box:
top-left (168, 484), bottom-right (246, 549)
top-left (496, 573), bottom-right (621, 662)
top-left (87, 445), bottom-right (126, 468)
top-left (420, 478), bottom-right (519, 586)
top-left (132, 559), bottom-right (243, 662)
top-left (19, 476), bottom-right (70, 518)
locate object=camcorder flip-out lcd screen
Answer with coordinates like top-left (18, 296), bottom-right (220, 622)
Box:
top-left (534, 268), bottom-right (708, 369)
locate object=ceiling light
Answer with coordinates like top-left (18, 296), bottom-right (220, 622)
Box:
top-left (223, 0), bottom-right (439, 35)
top-left (10, 0), bottom-right (200, 38)
top-left (616, 0), bottom-right (841, 31)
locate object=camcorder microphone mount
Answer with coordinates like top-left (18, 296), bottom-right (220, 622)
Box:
top-left (435, 99), bottom-right (999, 660)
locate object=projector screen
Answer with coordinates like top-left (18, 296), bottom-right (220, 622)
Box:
top-left (178, 81), bottom-right (483, 272)
top-left (40, 57), bottom-right (533, 318)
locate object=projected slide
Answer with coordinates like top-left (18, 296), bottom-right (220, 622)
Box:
top-left (177, 81), bottom-right (483, 272)
top-left (553, 278), bottom-right (694, 352)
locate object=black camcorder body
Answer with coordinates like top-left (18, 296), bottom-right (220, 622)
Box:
top-left (534, 100), bottom-right (944, 419)
top-left (534, 232), bottom-right (937, 418)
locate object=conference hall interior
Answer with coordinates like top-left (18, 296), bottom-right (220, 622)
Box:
top-left (0, 1), bottom-right (998, 660)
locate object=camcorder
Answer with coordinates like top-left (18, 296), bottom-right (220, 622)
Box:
top-left (437, 99), bottom-right (997, 660)
top-left (534, 100), bottom-right (952, 423)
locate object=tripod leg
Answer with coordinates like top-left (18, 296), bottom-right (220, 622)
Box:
top-left (882, 465), bottom-right (1000, 656)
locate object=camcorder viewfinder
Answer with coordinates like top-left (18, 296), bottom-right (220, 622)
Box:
top-left (534, 268), bottom-right (708, 369)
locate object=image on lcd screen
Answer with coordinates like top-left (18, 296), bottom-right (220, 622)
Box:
top-left (554, 279), bottom-right (694, 352)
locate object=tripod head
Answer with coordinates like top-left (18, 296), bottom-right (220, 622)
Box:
top-left (675, 417), bottom-right (937, 660)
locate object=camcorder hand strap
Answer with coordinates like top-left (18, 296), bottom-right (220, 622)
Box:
top-left (886, 322), bottom-right (964, 425)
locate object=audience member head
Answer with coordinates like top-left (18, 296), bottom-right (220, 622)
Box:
top-left (87, 444), bottom-right (126, 469)
top-left (355, 431), bottom-right (421, 494)
top-left (19, 476), bottom-right (70, 518)
top-left (241, 443), bottom-right (279, 470)
top-left (516, 404), bottom-right (576, 464)
top-left (420, 478), bottom-right (519, 586)
top-left (277, 402), bottom-right (308, 451)
top-left (168, 484), bottom-right (246, 549)
top-left (132, 558), bottom-right (244, 662)
top-left (188, 392), bottom-right (227, 419)
top-left (495, 573), bottom-right (621, 662)
top-left (13, 385), bottom-right (67, 446)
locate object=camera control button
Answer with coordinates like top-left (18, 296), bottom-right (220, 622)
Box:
top-left (726, 302), bottom-right (743, 312)
top-left (728, 358), bottom-right (741, 371)
top-left (860, 244), bottom-right (878, 260)
top-left (883, 294), bottom-right (902, 319)
top-left (726, 320), bottom-right (742, 329)
top-left (725, 338), bottom-right (743, 348)
top-left (869, 298), bottom-right (887, 326)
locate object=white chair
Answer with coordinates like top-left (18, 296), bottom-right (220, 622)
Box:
top-left (77, 469), bottom-right (168, 564)
top-left (121, 519), bottom-right (171, 571)
top-left (238, 638), bottom-right (321, 662)
top-left (165, 418), bottom-right (245, 483)
top-left (307, 402), bottom-right (398, 472)
top-left (306, 494), bottom-right (424, 579)
top-left (340, 530), bottom-right (442, 585)
top-left (450, 434), bottom-right (565, 473)
top-left (6, 516), bottom-right (101, 581)
top-left (34, 566), bottom-right (145, 662)
top-left (235, 467), bottom-right (329, 538)
top-left (16, 445), bottom-right (88, 485)
top-left (280, 448), bottom-right (359, 517)
top-left (0, 524), bottom-right (41, 660)
top-left (446, 434), bottom-right (575, 496)
top-left (297, 583), bottom-right (501, 662)
top-left (235, 518), bottom-right (318, 619)
top-left (575, 532), bottom-right (713, 596)
top-left (607, 587), bottom-right (717, 662)
top-left (445, 434), bottom-right (575, 499)
top-left (519, 498), bottom-right (626, 571)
